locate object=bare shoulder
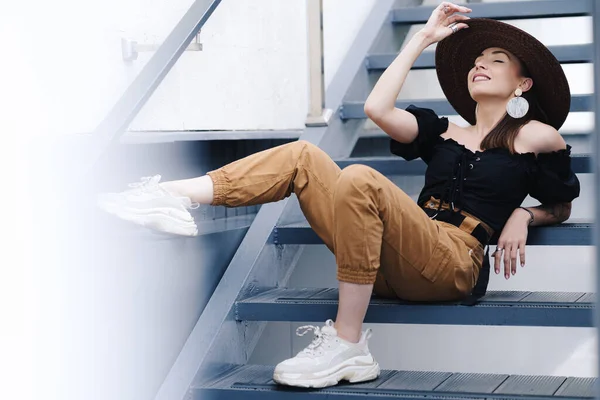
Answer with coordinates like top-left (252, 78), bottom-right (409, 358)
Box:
top-left (443, 121), bottom-right (468, 137)
top-left (517, 120), bottom-right (566, 154)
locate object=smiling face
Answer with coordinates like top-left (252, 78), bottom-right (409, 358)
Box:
top-left (467, 47), bottom-right (533, 102)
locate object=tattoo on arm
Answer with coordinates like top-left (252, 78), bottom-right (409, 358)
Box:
top-left (536, 202), bottom-right (572, 222)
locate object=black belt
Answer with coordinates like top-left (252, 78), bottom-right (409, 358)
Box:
top-left (422, 208), bottom-right (492, 246)
top-left (422, 207), bottom-right (492, 306)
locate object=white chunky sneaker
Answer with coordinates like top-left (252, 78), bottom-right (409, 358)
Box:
top-left (97, 175), bottom-right (199, 236)
top-left (273, 319), bottom-right (380, 388)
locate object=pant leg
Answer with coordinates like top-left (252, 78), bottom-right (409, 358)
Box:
top-left (333, 164), bottom-right (484, 301)
top-left (207, 140), bottom-right (340, 251)
top-left (207, 141), bottom-right (396, 288)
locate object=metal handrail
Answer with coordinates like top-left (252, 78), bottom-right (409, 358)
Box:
top-left (85, 0), bottom-right (222, 171)
top-left (593, 2), bottom-right (600, 399)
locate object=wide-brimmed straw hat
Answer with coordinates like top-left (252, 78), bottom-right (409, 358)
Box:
top-left (435, 18), bottom-right (570, 130)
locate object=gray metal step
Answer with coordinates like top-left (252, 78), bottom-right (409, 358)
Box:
top-left (360, 129), bottom-right (590, 139)
top-left (194, 364), bottom-right (595, 399)
top-left (392, 0), bottom-right (592, 24)
top-left (333, 155), bottom-right (591, 176)
top-left (367, 44), bottom-right (592, 70)
top-left (235, 288), bottom-right (593, 327)
top-left (353, 132), bottom-right (591, 157)
top-left (341, 95), bottom-right (593, 119)
top-left (272, 219), bottom-right (592, 246)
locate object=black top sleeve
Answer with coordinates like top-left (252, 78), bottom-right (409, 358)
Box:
top-left (389, 105), bottom-right (449, 163)
top-left (528, 145), bottom-right (581, 204)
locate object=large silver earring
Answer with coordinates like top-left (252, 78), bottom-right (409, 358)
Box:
top-left (506, 88), bottom-right (529, 119)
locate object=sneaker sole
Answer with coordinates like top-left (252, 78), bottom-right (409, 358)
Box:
top-left (98, 201), bottom-right (198, 237)
top-left (273, 360), bottom-right (380, 388)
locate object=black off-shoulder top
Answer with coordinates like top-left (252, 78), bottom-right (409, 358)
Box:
top-left (390, 105), bottom-right (581, 232)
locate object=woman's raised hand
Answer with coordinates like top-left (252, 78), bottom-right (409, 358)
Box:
top-left (420, 2), bottom-right (471, 44)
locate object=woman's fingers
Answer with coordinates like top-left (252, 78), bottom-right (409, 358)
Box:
top-left (510, 246), bottom-right (518, 276)
top-left (504, 244), bottom-right (512, 279)
top-left (435, 3), bottom-right (471, 36)
top-left (519, 242), bottom-right (526, 267)
top-left (424, 1), bottom-right (472, 42)
top-left (495, 240), bottom-right (526, 279)
top-left (448, 22), bottom-right (469, 34)
top-left (445, 14), bottom-right (470, 26)
top-left (493, 244), bottom-right (503, 274)
top-left (438, 2), bottom-right (472, 16)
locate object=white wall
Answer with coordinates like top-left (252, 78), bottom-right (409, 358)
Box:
top-left (323, 0), bottom-right (377, 88)
top-left (1, 0), bottom-right (377, 137)
top-left (1, 0), bottom-right (192, 138)
top-left (131, 0), bottom-right (377, 131)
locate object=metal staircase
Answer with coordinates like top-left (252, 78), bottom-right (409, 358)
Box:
top-left (184, 1), bottom-right (598, 399)
top-left (82, 0), bottom-right (600, 399)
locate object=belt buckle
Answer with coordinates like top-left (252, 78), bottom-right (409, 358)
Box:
top-left (424, 202), bottom-right (439, 220)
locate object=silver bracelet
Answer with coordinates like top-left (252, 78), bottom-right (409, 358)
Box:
top-left (519, 206), bottom-right (534, 225)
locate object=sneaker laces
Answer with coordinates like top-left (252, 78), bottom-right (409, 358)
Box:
top-left (128, 175), bottom-right (200, 209)
top-left (296, 320), bottom-right (336, 356)
top-left (127, 175), bottom-right (161, 193)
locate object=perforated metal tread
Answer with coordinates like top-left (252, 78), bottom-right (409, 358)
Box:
top-left (235, 288), bottom-right (594, 327)
top-left (194, 364), bottom-right (595, 400)
top-left (391, 0), bottom-right (592, 24)
top-left (273, 219), bottom-right (594, 247)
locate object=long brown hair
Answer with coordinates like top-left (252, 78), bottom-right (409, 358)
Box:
top-left (479, 63), bottom-right (549, 153)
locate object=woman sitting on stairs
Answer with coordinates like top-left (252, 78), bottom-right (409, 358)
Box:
top-left (98, 2), bottom-right (580, 389)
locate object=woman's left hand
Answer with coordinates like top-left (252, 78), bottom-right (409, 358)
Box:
top-left (494, 208), bottom-right (532, 279)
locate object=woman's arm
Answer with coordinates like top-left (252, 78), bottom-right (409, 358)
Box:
top-left (495, 202), bottom-right (571, 278)
top-left (516, 122), bottom-right (574, 226)
top-left (514, 203), bottom-right (572, 227)
top-left (364, 2), bottom-right (471, 143)
top-left (363, 32), bottom-right (432, 143)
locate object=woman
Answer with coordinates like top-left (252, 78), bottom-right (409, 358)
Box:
top-left (98, 2), bottom-right (580, 389)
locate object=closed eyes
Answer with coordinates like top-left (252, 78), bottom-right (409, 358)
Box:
top-left (473, 59), bottom-right (505, 67)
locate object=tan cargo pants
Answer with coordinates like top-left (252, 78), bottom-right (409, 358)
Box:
top-left (207, 141), bottom-right (485, 302)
